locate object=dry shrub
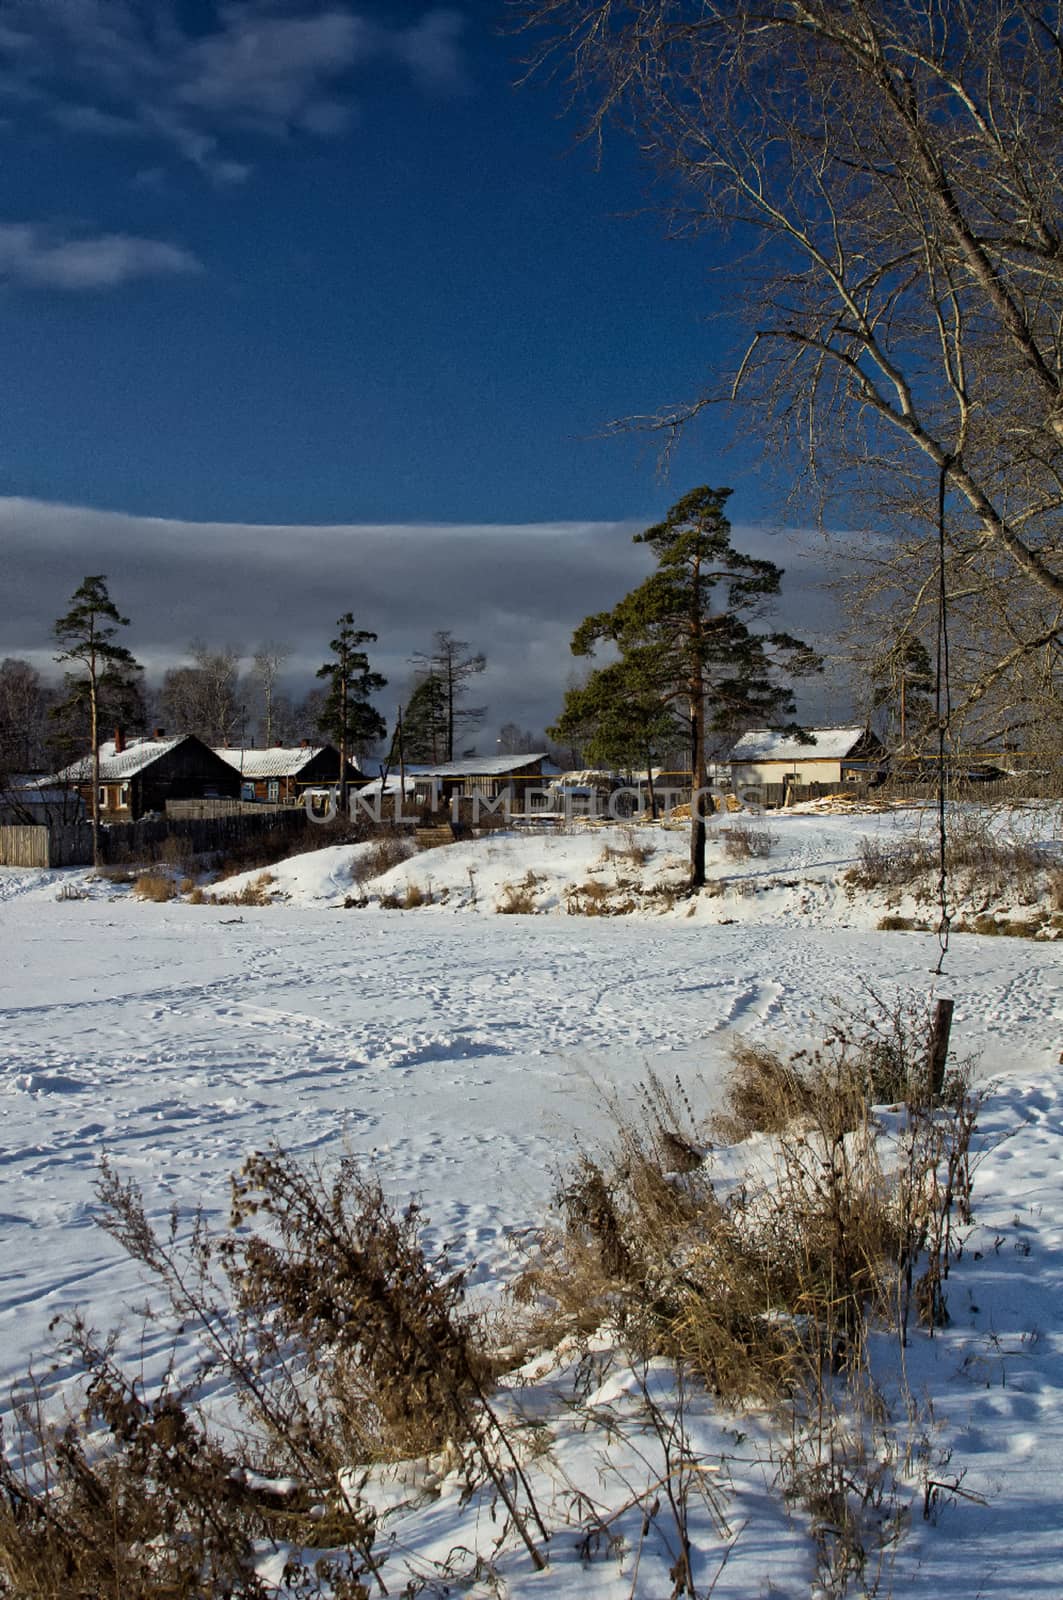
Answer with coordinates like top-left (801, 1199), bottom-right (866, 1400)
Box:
top-left (210, 871), bottom-right (276, 907)
top-left (0, 1150), bottom-right (551, 1595)
top-left (133, 869), bottom-right (175, 902)
top-left (54, 881), bottom-right (88, 902)
top-left (351, 833), bottom-right (416, 888)
top-left (97, 864), bottom-right (138, 884)
top-left (599, 827), bottom-right (653, 868)
top-left (719, 822), bottom-right (777, 860)
top-left (0, 1346), bottom-right (283, 1600)
top-left (211, 821), bottom-right (312, 881)
top-left (401, 879), bottom-right (431, 908)
top-left (565, 879), bottom-right (612, 915)
top-left (1051, 867), bottom-right (1063, 912)
top-left (515, 1004), bottom-right (976, 1407)
top-left (852, 814), bottom-right (1051, 900)
top-left (158, 833), bottom-right (194, 866)
top-left (496, 874), bottom-right (539, 914)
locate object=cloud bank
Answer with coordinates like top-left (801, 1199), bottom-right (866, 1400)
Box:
top-left (1, 497), bottom-right (849, 742)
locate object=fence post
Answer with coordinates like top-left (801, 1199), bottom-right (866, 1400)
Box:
top-left (926, 997), bottom-right (954, 1100)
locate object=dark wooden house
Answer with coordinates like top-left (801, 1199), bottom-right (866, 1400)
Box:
top-left (212, 743), bottom-right (363, 804)
top-left (54, 732), bottom-right (241, 820)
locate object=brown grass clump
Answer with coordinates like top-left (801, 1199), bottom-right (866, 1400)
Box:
top-left (132, 869), bottom-right (175, 902)
top-left (850, 814), bottom-right (1051, 901)
top-left (719, 822), bottom-right (777, 860)
top-left (351, 833), bottom-right (416, 889)
top-left (565, 879), bottom-right (612, 915)
top-left (599, 827), bottom-right (654, 868)
top-left (514, 1002), bottom-right (977, 1408)
top-left (209, 871), bottom-right (277, 907)
top-left (496, 871), bottom-right (542, 914)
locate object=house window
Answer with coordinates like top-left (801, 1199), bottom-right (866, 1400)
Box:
top-left (119, 784), bottom-right (130, 808)
top-left (241, 782), bottom-right (255, 802)
top-left (98, 786), bottom-right (108, 809)
top-left (267, 779), bottom-right (280, 802)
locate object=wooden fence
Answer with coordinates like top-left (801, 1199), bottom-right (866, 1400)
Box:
top-left (0, 807), bottom-right (312, 869)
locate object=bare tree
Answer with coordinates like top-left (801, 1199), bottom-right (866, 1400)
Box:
top-left (160, 643), bottom-right (245, 747)
top-left (410, 632), bottom-right (486, 761)
top-left (250, 642), bottom-right (290, 747)
top-left (519, 0), bottom-right (1063, 716)
top-left (0, 658), bottom-right (50, 773)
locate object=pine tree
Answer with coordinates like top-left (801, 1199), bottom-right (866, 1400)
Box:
top-left (549, 659), bottom-right (685, 816)
top-left (570, 487), bottom-right (820, 886)
top-left (315, 616), bottom-right (386, 814)
top-left (53, 575), bottom-right (141, 868)
top-left (870, 630), bottom-right (934, 754)
top-left (402, 674), bottom-right (449, 762)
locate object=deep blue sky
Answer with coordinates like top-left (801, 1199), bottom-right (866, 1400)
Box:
top-left (0, 0), bottom-right (761, 526)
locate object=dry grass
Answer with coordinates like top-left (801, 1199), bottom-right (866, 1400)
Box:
top-left (514, 1001), bottom-right (976, 1409)
top-left (133, 869), bottom-right (176, 902)
top-left (719, 821), bottom-right (777, 860)
top-left (565, 879), bottom-right (610, 915)
top-left (351, 833), bottom-right (416, 889)
top-left (207, 871), bottom-right (277, 907)
top-left (496, 870), bottom-right (543, 914)
top-left (599, 827), bottom-right (654, 868)
top-left (850, 814), bottom-right (1052, 901)
top-left (0, 1148), bottom-right (552, 1596)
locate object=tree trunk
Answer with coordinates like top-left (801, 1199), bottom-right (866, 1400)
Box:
top-left (90, 668), bottom-right (101, 870)
top-left (689, 691), bottom-right (707, 889)
top-left (338, 672), bottom-right (349, 820)
top-left (645, 756), bottom-right (657, 820)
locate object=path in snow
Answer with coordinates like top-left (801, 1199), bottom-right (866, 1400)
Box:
top-left (0, 888), bottom-right (1059, 1397)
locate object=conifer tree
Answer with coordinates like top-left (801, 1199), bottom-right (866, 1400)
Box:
top-left (53, 575), bottom-right (141, 868)
top-left (316, 616), bottom-right (386, 815)
top-left (870, 630), bottom-right (935, 754)
top-left (569, 487), bottom-right (820, 885)
top-left (402, 674), bottom-right (449, 762)
top-left (549, 659), bottom-right (684, 816)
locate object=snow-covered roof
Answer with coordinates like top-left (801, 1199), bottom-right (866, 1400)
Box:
top-left (53, 736), bottom-right (185, 783)
top-left (405, 753), bottom-right (552, 780)
top-left (213, 746), bottom-right (328, 779)
top-left (727, 727), bottom-right (869, 763)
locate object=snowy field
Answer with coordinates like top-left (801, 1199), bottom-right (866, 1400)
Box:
top-left (1, 808), bottom-right (1062, 1595)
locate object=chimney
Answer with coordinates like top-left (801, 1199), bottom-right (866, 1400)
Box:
top-left (153, 727), bottom-right (165, 741)
top-left (114, 727), bottom-right (126, 754)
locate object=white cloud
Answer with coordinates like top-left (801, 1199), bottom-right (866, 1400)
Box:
top-left (0, 3), bottom-right (469, 177)
top-left (0, 223), bottom-right (202, 289)
top-left (391, 9), bottom-right (468, 94)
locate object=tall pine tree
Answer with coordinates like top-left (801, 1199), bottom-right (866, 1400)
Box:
top-left (316, 616), bottom-right (386, 814)
top-left (53, 575), bottom-right (141, 868)
top-left (570, 487), bottom-right (820, 886)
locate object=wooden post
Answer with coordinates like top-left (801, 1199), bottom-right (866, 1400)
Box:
top-left (927, 997), bottom-right (954, 1099)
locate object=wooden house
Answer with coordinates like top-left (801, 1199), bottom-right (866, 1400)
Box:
top-left (213, 743), bottom-right (363, 804)
top-left (403, 753), bottom-right (555, 813)
top-left (53, 731), bottom-right (241, 820)
top-left (726, 726), bottom-right (886, 788)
